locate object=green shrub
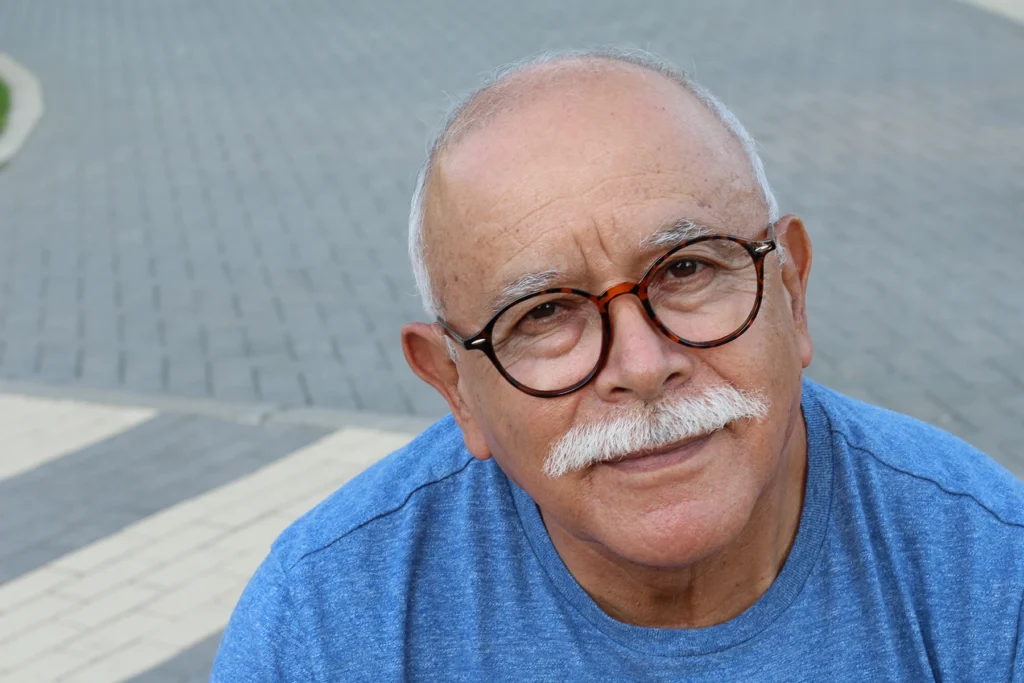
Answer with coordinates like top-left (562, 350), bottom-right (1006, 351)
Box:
top-left (0, 78), bottom-right (9, 134)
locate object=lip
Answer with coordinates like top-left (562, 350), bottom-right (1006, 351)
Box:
top-left (601, 432), bottom-right (715, 474)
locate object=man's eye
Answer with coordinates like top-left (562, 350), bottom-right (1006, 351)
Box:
top-left (667, 260), bottom-right (705, 278)
top-left (524, 302), bottom-right (559, 321)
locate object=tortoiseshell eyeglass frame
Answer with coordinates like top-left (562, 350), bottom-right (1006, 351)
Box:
top-left (437, 222), bottom-right (779, 398)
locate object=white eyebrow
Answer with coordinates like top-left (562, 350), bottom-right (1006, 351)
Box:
top-left (490, 269), bottom-right (563, 315)
top-left (484, 219), bottom-right (708, 316)
top-left (639, 218), bottom-right (711, 250)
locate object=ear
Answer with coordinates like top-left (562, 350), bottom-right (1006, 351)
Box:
top-left (776, 215), bottom-right (814, 368)
top-left (401, 322), bottom-right (493, 460)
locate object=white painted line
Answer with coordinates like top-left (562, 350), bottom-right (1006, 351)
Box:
top-left (0, 52), bottom-right (44, 168)
top-left (0, 394), bottom-right (155, 481)
top-left (957, 0), bottom-right (1024, 24)
top-left (0, 425), bottom-right (412, 682)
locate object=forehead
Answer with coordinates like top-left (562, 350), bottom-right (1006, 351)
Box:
top-left (425, 65), bottom-right (765, 324)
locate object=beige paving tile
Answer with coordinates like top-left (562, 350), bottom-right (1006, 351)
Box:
top-left (142, 605), bottom-right (233, 650)
top-left (0, 621), bottom-right (84, 671)
top-left (0, 565), bottom-right (79, 613)
top-left (205, 517), bottom-right (289, 555)
top-left (145, 573), bottom-right (245, 620)
top-left (52, 529), bottom-right (154, 575)
top-left (212, 551), bottom-right (266, 583)
top-left (0, 593), bottom-right (78, 642)
top-left (63, 611), bottom-right (169, 660)
top-left (0, 395), bottom-right (155, 481)
top-left (53, 555), bottom-right (151, 601)
top-left (60, 583), bottom-right (160, 631)
top-left (135, 544), bottom-right (236, 591)
top-left (0, 647), bottom-right (92, 682)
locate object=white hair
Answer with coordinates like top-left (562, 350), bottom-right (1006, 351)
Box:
top-left (544, 384), bottom-right (769, 478)
top-left (408, 47), bottom-right (781, 320)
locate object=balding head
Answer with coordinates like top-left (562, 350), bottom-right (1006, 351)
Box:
top-left (409, 48), bottom-right (778, 318)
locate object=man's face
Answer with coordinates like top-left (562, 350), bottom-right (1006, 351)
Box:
top-left (411, 66), bottom-right (813, 568)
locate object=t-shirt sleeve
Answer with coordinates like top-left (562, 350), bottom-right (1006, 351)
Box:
top-left (1014, 591), bottom-right (1024, 683)
top-left (210, 552), bottom-right (314, 682)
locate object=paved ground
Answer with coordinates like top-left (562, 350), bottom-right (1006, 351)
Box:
top-left (0, 0), bottom-right (1021, 463)
top-left (0, 0), bottom-right (1021, 680)
top-left (0, 388), bottom-right (415, 682)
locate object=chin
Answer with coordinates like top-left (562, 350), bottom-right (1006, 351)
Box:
top-left (597, 495), bottom-right (755, 568)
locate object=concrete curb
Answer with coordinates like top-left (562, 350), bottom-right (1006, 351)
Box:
top-left (0, 52), bottom-right (44, 168)
top-left (0, 378), bottom-right (437, 435)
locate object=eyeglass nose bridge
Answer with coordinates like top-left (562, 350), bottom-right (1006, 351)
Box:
top-left (594, 281), bottom-right (647, 313)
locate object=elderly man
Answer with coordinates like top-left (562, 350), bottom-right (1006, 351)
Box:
top-left (212, 49), bottom-right (1024, 681)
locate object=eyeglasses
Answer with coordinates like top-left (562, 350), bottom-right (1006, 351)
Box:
top-left (437, 223), bottom-right (779, 398)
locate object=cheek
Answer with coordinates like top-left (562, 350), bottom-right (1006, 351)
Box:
top-left (464, 364), bottom-right (582, 486)
top-left (698, 330), bottom-right (779, 397)
top-left (695, 292), bottom-right (804, 456)
top-left (704, 282), bottom-right (803, 394)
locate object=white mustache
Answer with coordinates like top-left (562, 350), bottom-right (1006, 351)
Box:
top-left (543, 386), bottom-right (770, 478)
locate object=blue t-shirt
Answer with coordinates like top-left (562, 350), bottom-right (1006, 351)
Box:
top-left (212, 379), bottom-right (1024, 681)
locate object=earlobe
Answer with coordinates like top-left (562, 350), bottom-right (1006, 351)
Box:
top-left (401, 323), bottom-right (493, 460)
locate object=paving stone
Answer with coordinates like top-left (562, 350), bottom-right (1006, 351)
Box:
top-left (0, 0), bottom-right (1020, 475)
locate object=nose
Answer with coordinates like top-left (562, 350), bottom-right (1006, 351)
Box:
top-left (591, 294), bottom-right (696, 402)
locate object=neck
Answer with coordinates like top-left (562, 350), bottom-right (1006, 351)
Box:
top-left (543, 410), bottom-right (808, 629)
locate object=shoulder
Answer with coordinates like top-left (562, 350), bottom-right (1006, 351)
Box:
top-left (805, 378), bottom-right (1024, 530)
top-left (214, 416), bottom-right (498, 679)
top-left (271, 414), bottom-right (479, 571)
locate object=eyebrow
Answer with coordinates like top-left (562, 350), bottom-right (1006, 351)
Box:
top-left (488, 269), bottom-right (564, 316)
top-left (483, 219), bottom-right (713, 318)
top-left (639, 218), bottom-right (712, 250)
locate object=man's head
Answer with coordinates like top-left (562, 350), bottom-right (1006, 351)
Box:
top-left (402, 48), bottom-right (813, 570)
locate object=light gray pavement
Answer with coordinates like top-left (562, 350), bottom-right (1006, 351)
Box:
top-left (0, 1), bottom-right (1022, 680)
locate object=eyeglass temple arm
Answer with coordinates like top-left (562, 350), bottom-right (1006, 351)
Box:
top-left (436, 319), bottom-right (488, 351)
top-left (750, 221), bottom-right (780, 255)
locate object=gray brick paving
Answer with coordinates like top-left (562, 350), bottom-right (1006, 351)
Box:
top-left (0, 414), bottom-right (329, 584)
top-left (126, 633), bottom-right (221, 683)
top-left (0, 0), bottom-right (1020, 477)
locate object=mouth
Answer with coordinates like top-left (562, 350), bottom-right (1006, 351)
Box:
top-left (601, 431), bottom-right (717, 474)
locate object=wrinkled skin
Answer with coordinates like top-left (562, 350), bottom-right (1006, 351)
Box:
top-left (403, 62), bottom-right (814, 628)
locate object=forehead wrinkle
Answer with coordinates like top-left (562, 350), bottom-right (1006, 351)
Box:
top-left (473, 192), bottom-right (573, 256)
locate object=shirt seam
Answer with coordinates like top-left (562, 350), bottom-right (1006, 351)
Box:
top-left (285, 454), bottom-right (477, 571)
top-left (832, 429), bottom-right (1024, 531)
top-left (271, 550), bottom-right (319, 683)
top-left (1012, 584), bottom-right (1024, 680)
